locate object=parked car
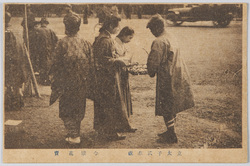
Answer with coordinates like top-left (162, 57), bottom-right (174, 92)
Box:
top-left (165, 4), bottom-right (237, 27)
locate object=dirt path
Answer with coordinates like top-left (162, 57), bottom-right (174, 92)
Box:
top-left (4, 19), bottom-right (242, 149)
top-left (4, 78), bottom-right (241, 149)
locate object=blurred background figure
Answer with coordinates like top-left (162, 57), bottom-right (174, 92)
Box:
top-left (125, 4), bottom-right (132, 19)
top-left (83, 4), bottom-right (89, 24)
top-left (96, 5), bottom-right (110, 24)
top-left (36, 17), bottom-right (58, 85)
top-left (137, 5), bottom-right (142, 19)
top-left (111, 5), bottom-right (119, 16)
top-left (5, 12), bottom-right (27, 111)
top-left (21, 4), bottom-right (36, 31)
top-left (21, 5), bottom-right (40, 97)
top-left (63, 4), bottom-right (73, 15)
top-left (94, 5), bottom-right (119, 36)
top-left (21, 4), bottom-right (40, 73)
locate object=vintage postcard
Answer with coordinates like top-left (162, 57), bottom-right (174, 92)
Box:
top-left (2, 2), bottom-right (248, 163)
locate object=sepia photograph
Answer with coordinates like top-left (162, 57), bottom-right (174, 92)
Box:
top-left (2, 2), bottom-right (248, 163)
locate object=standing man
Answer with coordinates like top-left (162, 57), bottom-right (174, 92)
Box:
top-left (146, 14), bottom-right (177, 143)
top-left (125, 5), bottom-right (132, 19)
top-left (137, 5), bottom-right (142, 19)
top-left (5, 12), bottom-right (26, 110)
top-left (63, 4), bottom-right (73, 16)
top-left (36, 17), bottom-right (58, 85)
top-left (96, 5), bottom-right (109, 24)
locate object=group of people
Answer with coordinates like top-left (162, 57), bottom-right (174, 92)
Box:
top-left (49, 8), bottom-right (139, 144)
top-left (5, 5), bottom-right (194, 145)
top-left (50, 8), bottom-right (182, 144)
top-left (21, 6), bottom-right (58, 86)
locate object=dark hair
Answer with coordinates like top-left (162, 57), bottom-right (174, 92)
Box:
top-left (146, 14), bottom-right (165, 34)
top-left (99, 16), bottom-right (121, 32)
top-left (64, 14), bottom-right (81, 35)
top-left (117, 26), bottom-right (134, 38)
top-left (147, 19), bottom-right (164, 31)
top-left (65, 26), bottom-right (80, 36)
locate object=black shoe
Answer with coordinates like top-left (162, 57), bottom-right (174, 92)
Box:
top-left (116, 128), bottom-right (137, 133)
top-left (127, 128), bottom-right (137, 133)
top-left (157, 131), bottom-right (168, 137)
top-left (107, 133), bottom-right (126, 141)
top-left (157, 131), bottom-right (178, 144)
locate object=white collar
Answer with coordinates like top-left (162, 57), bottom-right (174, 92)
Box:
top-left (115, 37), bottom-right (123, 45)
top-left (104, 30), bottom-right (111, 37)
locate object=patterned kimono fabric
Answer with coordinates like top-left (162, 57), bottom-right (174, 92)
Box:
top-left (50, 34), bottom-right (92, 138)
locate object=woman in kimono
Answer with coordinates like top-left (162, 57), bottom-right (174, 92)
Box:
top-left (49, 13), bottom-right (92, 144)
top-left (114, 26), bottom-right (134, 65)
top-left (147, 14), bottom-right (178, 144)
top-left (114, 26), bottom-right (137, 132)
top-left (93, 11), bottom-right (135, 141)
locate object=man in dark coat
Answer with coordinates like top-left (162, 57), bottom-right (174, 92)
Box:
top-left (5, 12), bottom-right (26, 111)
top-left (50, 13), bottom-right (93, 144)
top-left (146, 14), bottom-right (177, 143)
top-left (36, 17), bottom-right (58, 85)
top-left (147, 14), bottom-right (195, 144)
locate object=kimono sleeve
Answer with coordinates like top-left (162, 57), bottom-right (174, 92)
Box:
top-left (49, 40), bottom-right (65, 105)
top-left (147, 39), bottom-right (164, 77)
top-left (98, 38), bottom-right (115, 66)
top-left (49, 39), bottom-right (65, 76)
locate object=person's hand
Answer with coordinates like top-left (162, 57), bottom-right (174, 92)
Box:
top-left (116, 57), bottom-right (131, 66)
top-left (149, 73), bottom-right (155, 77)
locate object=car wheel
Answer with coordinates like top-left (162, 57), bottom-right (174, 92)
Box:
top-left (165, 13), bottom-right (183, 26)
top-left (213, 18), bottom-right (231, 27)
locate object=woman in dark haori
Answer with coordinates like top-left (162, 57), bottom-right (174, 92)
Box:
top-left (93, 10), bottom-right (136, 141)
top-left (50, 13), bottom-right (93, 144)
